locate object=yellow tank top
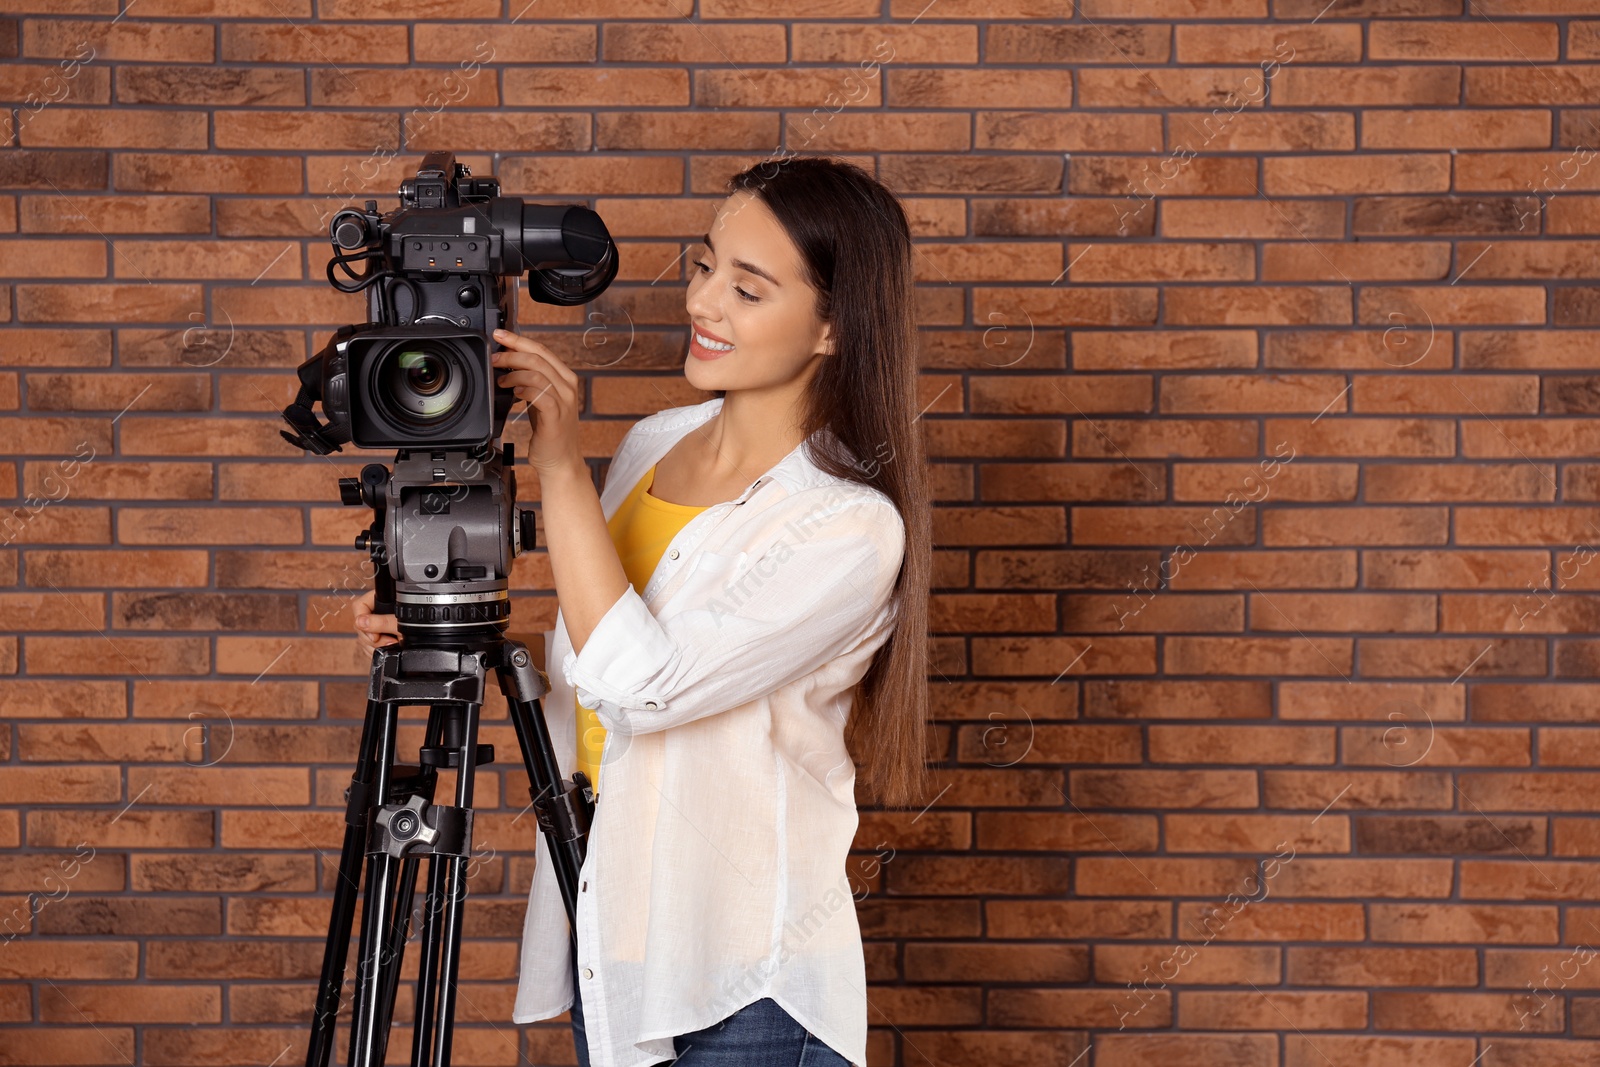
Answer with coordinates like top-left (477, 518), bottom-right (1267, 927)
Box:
top-left (576, 462), bottom-right (708, 796)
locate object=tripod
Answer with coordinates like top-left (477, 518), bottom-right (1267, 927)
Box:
top-left (305, 633), bottom-right (595, 1067)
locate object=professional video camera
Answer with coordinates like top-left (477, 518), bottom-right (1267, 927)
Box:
top-left (282, 149), bottom-right (618, 453)
top-left (278, 152), bottom-right (615, 1067)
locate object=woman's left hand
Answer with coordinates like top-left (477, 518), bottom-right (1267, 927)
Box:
top-left (491, 327), bottom-right (583, 474)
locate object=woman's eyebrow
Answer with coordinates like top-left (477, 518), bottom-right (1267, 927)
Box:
top-left (701, 232), bottom-right (782, 287)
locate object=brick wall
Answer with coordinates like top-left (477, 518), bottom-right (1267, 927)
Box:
top-left (3, 1), bottom-right (1600, 1065)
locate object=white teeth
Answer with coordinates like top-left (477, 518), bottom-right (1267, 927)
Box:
top-left (694, 331), bottom-right (733, 351)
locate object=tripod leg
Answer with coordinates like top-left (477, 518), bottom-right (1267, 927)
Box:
top-left (376, 709), bottom-right (445, 1058)
top-left (429, 700), bottom-right (483, 1067)
top-left (501, 682), bottom-right (593, 941)
top-left (404, 701), bottom-right (452, 1067)
top-left (349, 697), bottom-right (401, 1067)
top-left (410, 851), bottom-right (449, 1066)
top-left (306, 667), bottom-right (390, 1067)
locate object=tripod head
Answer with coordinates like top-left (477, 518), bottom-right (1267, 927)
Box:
top-left (341, 441), bottom-right (539, 647)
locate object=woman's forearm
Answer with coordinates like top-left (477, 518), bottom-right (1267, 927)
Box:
top-left (537, 458), bottom-right (631, 657)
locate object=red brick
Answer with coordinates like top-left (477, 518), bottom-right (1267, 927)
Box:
top-left (902, 940), bottom-right (1088, 985)
top-left (220, 22), bottom-right (409, 64)
top-left (0, 766), bottom-right (121, 806)
top-left (38, 896), bottom-right (220, 937)
top-left (15, 283), bottom-right (201, 323)
top-left (1149, 724), bottom-right (1335, 764)
top-left (1174, 901), bottom-right (1366, 943)
top-left (1370, 903), bottom-right (1557, 944)
top-left (23, 18), bottom-right (214, 62)
top-left (38, 983), bottom-right (220, 1024)
top-left (988, 898), bottom-right (1166, 941)
top-left (990, 987), bottom-right (1172, 1029)
top-left (0, 940), bottom-right (137, 979)
top-left (1286, 1035), bottom-right (1476, 1066)
top-left (112, 152), bottom-right (302, 194)
top-left (1097, 943), bottom-right (1280, 985)
top-left (132, 854), bottom-right (314, 895)
top-left (1181, 989), bottom-right (1367, 1030)
top-left (0, 982), bottom-right (28, 1022)
top-left (0, 238), bottom-right (105, 278)
top-left (26, 636), bottom-right (208, 675)
top-left (21, 107), bottom-right (209, 150)
top-left (1166, 813), bottom-right (1349, 853)
top-left (1095, 1032), bottom-right (1278, 1066)
top-left (26, 371), bottom-right (210, 410)
top-left (19, 195), bottom-right (210, 234)
top-left (1076, 857), bottom-right (1258, 897)
top-left (1075, 767), bottom-right (1260, 809)
top-left (130, 679), bottom-right (316, 720)
top-left (0, 1028), bottom-right (133, 1065)
top-left (1289, 946), bottom-right (1477, 986)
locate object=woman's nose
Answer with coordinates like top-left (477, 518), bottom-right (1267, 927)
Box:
top-left (685, 277), bottom-right (719, 320)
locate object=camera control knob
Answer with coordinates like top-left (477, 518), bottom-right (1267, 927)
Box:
top-left (338, 477), bottom-right (362, 506)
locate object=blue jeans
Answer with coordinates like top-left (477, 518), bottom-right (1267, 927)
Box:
top-left (569, 952), bottom-right (850, 1067)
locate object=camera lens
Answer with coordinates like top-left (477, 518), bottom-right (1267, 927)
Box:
top-left (404, 351), bottom-right (446, 395)
top-left (377, 341), bottom-right (465, 425)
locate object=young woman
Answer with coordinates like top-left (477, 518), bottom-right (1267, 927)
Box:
top-left (353, 156), bottom-right (930, 1067)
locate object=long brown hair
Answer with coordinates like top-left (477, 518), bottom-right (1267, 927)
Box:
top-left (720, 156), bottom-right (931, 810)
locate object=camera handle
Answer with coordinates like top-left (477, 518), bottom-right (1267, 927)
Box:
top-left (305, 637), bottom-right (595, 1067)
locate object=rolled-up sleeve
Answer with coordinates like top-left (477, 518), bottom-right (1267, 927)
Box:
top-left (561, 487), bottom-right (905, 735)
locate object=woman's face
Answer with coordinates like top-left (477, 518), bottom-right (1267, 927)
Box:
top-left (683, 190), bottom-right (832, 395)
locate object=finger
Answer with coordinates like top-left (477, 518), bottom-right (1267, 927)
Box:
top-left (499, 371), bottom-right (569, 412)
top-left (497, 368), bottom-right (561, 404)
top-left (494, 347), bottom-right (569, 386)
top-left (493, 333), bottom-right (577, 387)
top-left (360, 633), bottom-right (401, 654)
top-left (529, 345), bottom-right (578, 387)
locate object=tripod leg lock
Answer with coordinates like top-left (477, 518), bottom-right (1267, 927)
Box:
top-left (345, 779), bottom-right (370, 827)
top-left (369, 794), bottom-right (474, 860)
top-left (533, 772), bottom-right (596, 851)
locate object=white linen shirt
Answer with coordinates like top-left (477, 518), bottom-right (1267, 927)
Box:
top-left (510, 396), bottom-right (905, 1067)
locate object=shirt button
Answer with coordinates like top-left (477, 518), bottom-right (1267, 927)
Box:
top-left (645, 700), bottom-right (658, 710)
top-left (582, 967), bottom-right (594, 979)
top-left (580, 879), bottom-right (587, 892)
top-left (668, 549), bottom-right (679, 560)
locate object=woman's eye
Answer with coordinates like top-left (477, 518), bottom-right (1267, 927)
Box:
top-left (693, 259), bottom-right (758, 303)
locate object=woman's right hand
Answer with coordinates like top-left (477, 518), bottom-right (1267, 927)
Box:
top-left (353, 588), bottom-right (402, 655)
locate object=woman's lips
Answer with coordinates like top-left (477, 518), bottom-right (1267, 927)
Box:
top-left (690, 330), bottom-right (733, 361)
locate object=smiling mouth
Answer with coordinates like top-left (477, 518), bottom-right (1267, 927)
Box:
top-left (693, 329), bottom-right (734, 351)
top-left (690, 330), bottom-right (735, 360)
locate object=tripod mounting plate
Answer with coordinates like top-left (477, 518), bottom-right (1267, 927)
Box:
top-left (371, 641), bottom-right (550, 706)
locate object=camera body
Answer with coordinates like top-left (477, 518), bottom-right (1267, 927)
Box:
top-left (282, 150), bottom-right (618, 456)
